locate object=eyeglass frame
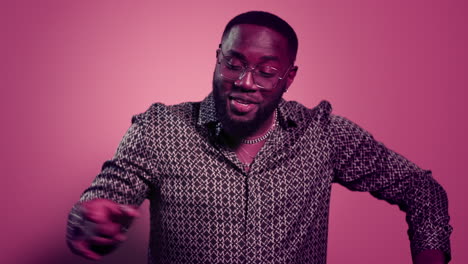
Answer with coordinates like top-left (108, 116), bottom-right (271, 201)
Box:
top-left (216, 48), bottom-right (293, 91)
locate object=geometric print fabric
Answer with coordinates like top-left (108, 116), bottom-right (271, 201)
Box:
top-left (67, 93), bottom-right (452, 263)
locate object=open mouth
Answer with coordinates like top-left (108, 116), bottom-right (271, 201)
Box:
top-left (234, 99), bottom-right (251, 105)
top-left (229, 97), bottom-right (257, 114)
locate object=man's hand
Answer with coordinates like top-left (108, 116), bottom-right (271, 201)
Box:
top-left (414, 249), bottom-right (447, 264)
top-left (68, 199), bottom-right (140, 260)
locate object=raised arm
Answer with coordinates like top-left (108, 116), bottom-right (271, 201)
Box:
top-left (330, 115), bottom-right (452, 263)
top-left (66, 113), bottom-right (157, 259)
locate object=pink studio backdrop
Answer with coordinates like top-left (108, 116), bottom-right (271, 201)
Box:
top-left (1, 1), bottom-right (467, 263)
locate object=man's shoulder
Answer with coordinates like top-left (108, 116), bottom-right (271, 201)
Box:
top-left (281, 99), bottom-right (366, 133)
top-left (130, 100), bottom-right (202, 126)
top-left (280, 99), bottom-right (333, 126)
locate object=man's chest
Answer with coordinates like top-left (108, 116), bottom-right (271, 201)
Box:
top-left (152, 125), bottom-right (335, 222)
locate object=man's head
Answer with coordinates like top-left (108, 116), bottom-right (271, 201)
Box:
top-left (213, 11), bottom-right (299, 138)
top-left (221, 11), bottom-right (298, 64)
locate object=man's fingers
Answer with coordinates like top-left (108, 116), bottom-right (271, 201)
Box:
top-left (81, 207), bottom-right (107, 223)
top-left (80, 199), bottom-right (115, 223)
top-left (114, 233), bottom-right (127, 242)
top-left (79, 199), bottom-right (139, 245)
top-left (88, 235), bottom-right (126, 245)
top-left (69, 200), bottom-right (137, 261)
top-left (120, 205), bottom-right (141, 218)
top-left (81, 199), bottom-right (140, 225)
top-left (109, 205), bottom-right (141, 225)
top-left (71, 240), bottom-right (102, 261)
top-left (85, 221), bottom-right (122, 238)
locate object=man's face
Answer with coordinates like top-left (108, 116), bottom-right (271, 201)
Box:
top-left (213, 24), bottom-right (296, 137)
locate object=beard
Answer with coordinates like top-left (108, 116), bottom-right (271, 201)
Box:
top-left (212, 76), bottom-right (284, 139)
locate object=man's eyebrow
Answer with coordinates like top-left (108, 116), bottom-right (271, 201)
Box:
top-left (227, 50), bottom-right (247, 60)
top-left (259, 55), bottom-right (280, 62)
top-left (227, 50), bottom-right (280, 62)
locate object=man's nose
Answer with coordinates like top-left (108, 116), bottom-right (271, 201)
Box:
top-left (235, 69), bottom-right (257, 91)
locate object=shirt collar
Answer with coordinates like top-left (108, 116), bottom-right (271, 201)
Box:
top-left (198, 93), bottom-right (218, 127)
top-left (197, 92), bottom-right (299, 130)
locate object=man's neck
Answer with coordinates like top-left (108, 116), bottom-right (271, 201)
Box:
top-left (242, 112), bottom-right (276, 141)
top-left (221, 111), bottom-right (276, 148)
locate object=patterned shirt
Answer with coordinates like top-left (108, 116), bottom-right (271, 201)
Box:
top-left (67, 93), bottom-right (452, 263)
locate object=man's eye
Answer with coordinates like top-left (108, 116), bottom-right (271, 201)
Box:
top-left (258, 67), bottom-right (278, 78)
top-left (259, 71), bottom-right (276, 77)
top-left (225, 60), bottom-right (243, 71)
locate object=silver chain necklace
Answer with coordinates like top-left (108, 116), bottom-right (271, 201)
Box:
top-left (241, 111), bottom-right (278, 144)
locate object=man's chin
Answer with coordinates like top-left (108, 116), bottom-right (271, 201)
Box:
top-left (224, 115), bottom-right (253, 129)
top-left (222, 109), bottom-right (268, 138)
top-left (227, 111), bottom-right (256, 123)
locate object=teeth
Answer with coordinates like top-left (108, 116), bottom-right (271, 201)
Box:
top-left (234, 99), bottom-right (250, 105)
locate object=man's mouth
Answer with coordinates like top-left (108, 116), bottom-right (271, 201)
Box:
top-left (229, 97), bottom-right (258, 114)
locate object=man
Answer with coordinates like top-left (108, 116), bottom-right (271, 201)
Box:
top-left (67, 11), bottom-right (452, 263)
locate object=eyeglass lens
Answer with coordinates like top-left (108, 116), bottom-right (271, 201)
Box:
top-left (219, 58), bottom-right (280, 89)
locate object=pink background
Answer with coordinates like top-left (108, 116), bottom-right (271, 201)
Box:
top-left (1, 1), bottom-right (467, 263)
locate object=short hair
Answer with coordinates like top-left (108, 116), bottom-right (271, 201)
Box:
top-left (221, 11), bottom-right (298, 63)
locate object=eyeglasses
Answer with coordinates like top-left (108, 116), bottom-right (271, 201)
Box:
top-left (217, 49), bottom-right (292, 90)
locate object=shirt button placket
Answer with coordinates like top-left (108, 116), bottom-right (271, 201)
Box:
top-left (244, 170), bottom-right (259, 264)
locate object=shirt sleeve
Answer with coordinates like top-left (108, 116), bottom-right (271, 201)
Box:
top-left (66, 112), bottom-right (157, 243)
top-left (330, 115), bottom-right (452, 262)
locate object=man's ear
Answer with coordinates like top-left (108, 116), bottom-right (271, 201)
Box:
top-left (285, 66), bottom-right (298, 92)
top-left (216, 44), bottom-right (224, 61)
top-left (215, 49), bottom-right (221, 65)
